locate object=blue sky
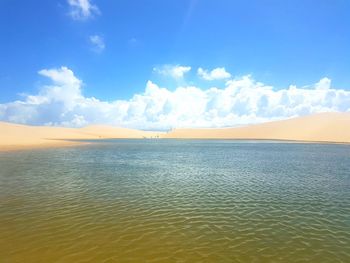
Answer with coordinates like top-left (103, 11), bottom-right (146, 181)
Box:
top-left (0, 0), bottom-right (350, 129)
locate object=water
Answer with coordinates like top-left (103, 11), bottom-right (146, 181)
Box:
top-left (0, 140), bottom-right (349, 263)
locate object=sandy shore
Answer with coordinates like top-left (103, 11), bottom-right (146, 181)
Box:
top-left (1, 112), bottom-right (349, 150)
top-left (0, 122), bottom-right (161, 151)
top-left (163, 112), bottom-right (350, 143)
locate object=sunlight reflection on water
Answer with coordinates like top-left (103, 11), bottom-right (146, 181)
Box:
top-left (0, 140), bottom-right (349, 262)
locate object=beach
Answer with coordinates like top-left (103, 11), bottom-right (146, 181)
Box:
top-left (1, 112), bottom-right (349, 150)
top-left (0, 122), bottom-right (162, 150)
top-left (163, 112), bottom-right (350, 143)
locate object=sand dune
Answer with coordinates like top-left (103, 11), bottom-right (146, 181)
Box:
top-left (163, 112), bottom-right (350, 143)
top-left (1, 112), bottom-right (349, 150)
top-left (80, 125), bottom-right (160, 139)
top-left (0, 122), bottom-right (161, 150)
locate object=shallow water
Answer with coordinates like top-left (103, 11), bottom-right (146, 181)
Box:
top-left (0, 140), bottom-right (349, 262)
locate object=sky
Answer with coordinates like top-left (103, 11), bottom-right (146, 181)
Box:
top-left (0, 0), bottom-right (349, 130)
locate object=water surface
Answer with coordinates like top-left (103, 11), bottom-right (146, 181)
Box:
top-left (0, 140), bottom-right (349, 262)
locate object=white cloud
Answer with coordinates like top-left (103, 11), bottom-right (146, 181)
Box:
top-left (1, 67), bottom-right (350, 130)
top-left (89, 35), bottom-right (105, 53)
top-left (67, 0), bottom-right (100, 20)
top-left (198, 67), bottom-right (231, 80)
top-left (153, 65), bottom-right (191, 79)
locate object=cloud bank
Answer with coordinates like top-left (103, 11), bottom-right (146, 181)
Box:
top-left (1, 67), bottom-right (349, 130)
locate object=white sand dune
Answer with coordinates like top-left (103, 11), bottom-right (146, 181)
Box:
top-left (162, 112), bottom-right (350, 143)
top-left (1, 112), bottom-right (349, 150)
top-left (0, 122), bottom-right (161, 150)
top-left (80, 125), bottom-right (160, 139)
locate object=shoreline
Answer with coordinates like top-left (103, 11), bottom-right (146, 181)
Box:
top-left (1, 138), bottom-right (349, 152)
top-left (1, 112), bottom-right (350, 151)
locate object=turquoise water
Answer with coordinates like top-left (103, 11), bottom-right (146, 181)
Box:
top-left (0, 140), bottom-right (349, 262)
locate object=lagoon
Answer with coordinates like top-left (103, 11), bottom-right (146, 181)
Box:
top-left (0, 140), bottom-right (349, 262)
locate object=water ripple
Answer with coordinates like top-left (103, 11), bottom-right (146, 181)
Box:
top-left (0, 140), bottom-right (349, 262)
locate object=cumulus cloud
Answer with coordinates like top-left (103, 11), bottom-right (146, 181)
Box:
top-left (67, 0), bottom-right (100, 20)
top-left (198, 67), bottom-right (231, 80)
top-left (89, 35), bottom-right (105, 53)
top-left (0, 67), bottom-right (350, 130)
top-left (153, 65), bottom-right (191, 79)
